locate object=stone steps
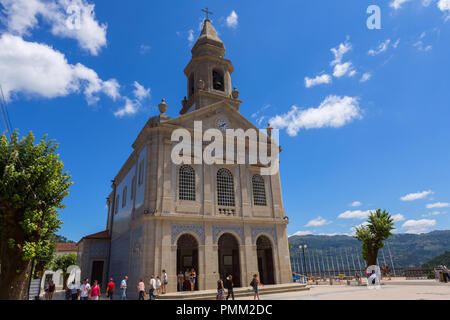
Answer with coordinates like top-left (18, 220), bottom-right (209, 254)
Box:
top-left (158, 283), bottom-right (309, 300)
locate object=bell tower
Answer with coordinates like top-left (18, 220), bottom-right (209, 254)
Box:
top-left (180, 17), bottom-right (242, 115)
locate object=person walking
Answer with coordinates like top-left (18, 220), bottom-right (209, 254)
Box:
top-left (79, 278), bottom-right (91, 301)
top-left (441, 263), bottom-right (450, 283)
top-left (184, 269), bottom-right (190, 291)
top-left (190, 268), bottom-right (196, 292)
top-left (137, 279), bottom-right (146, 300)
top-left (177, 271), bottom-right (184, 292)
top-left (156, 276), bottom-right (162, 295)
top-left (106, 278), bottom-right (115, 300)
top-left (162, 270), bottom-right (168, 294)
top-left (250, 274), bottom-right (262, 300)
top-left (46, 280), bottom-right (56, 300)
top-left (216, 278), bottom-right (225, 300)
top-left (225, 275), bottom-right (234, 300)
top-left (149, 275), bottom-right (157, 300)
top-left (69, 280), bottom-right (79, 300)
top-left (120, 276), bottom-right (128, 300)
top-left (90, 280), bottom-right (101, 300)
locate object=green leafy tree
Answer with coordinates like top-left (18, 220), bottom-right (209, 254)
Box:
top-left (51, 253), bottom-right (77, 290)
top-left (355, 209), bottom-right (395, 267)
top-left (0, 131), bottom-right (72, 300)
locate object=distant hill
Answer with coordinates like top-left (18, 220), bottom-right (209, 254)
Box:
top-left (422, 251), bottom-right (450, 269)
top-left (288, 230), bottom-right (450, 268)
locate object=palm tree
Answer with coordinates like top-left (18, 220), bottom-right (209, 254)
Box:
top-left (355, 209), bottom-right (395, 267)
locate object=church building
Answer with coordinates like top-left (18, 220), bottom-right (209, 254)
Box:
top-left (77, 18), bottom-right (292, 296)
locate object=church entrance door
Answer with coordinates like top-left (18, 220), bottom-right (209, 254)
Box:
top-left (256, 236), bottom-right (275, 285)
top-left (177, 234), bottom-right (199, 291)
top-left (218, 233), bottom-right (241, 287)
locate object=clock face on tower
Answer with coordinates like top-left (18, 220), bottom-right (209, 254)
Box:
top-left (216, 119), bottom-right (229, 132)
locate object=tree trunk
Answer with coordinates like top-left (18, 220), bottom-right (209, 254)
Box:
top-left (62, 272), bottom-right (69, 290)
top-left (0, 207), bottom-right (32, 300)
top-left (0, 245), bottom-right (32, 300)
top-left (366, 249), bottom-right (379, 268)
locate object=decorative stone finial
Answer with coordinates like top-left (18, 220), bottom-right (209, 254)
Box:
top-left (232, 87), bottom-right (239, 99)
top-left (159, 99), bottom-right (168, 114)
top-left (266, 123), bottom-right (273, 137)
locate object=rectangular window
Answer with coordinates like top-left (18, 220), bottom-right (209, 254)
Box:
top-left (131, 176), bottom-right (136, 200)
top-left (122, 187), bottom-right (127, 208)
top-left (115, 196), bottom-right (119, 215)
top-left (138, 160), bottom-right (145, 186)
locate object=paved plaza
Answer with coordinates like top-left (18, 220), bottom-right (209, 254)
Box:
top-left (237, 280), bottom-right (450, 300)
top-left (41, 280), bottom-right (450, 300)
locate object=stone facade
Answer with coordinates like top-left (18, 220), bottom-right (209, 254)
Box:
top-left (79, 19), bottom-right (292, 297)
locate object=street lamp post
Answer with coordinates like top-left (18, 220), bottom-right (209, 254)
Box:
top-left (299, 245), bottom-right (308, 276)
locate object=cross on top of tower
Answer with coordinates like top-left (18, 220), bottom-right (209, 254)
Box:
top-left (201, 7), bottom-right (213, 20)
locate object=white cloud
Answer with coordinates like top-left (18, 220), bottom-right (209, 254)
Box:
top-left (426, 202), bottom-right (450, 209)
top-left (390, 0), bottom-right (411, 10)
top-left (368, 39), bottom-right (391, 56)
top-left (360, 72), bottom-right (372, 83)
top-left (392, 214), bottom-right (406, 222)
top-left (333, 62), bottom-right (355, 78)
top-left (438, 0), bottom-right (450, 12)
top-left (304, 74), bottom-right (332, 88)
top-left (0, 0), bottom-right (107, 55)
top-left (291, 230), bottom-right (313, 237)
top-left (402, 219), bottom-right (436, 234)
top-left (330, 40), bottom-right (352, 66)
top-left (422, 211), bottom-right (446, 217)
top-left (187, 29), bottom-right (194, 44)
top-left (338, 209), bottom-right (374, 220)
top-left (351, 201), bottom-right (362, 207)
top-left (133, 81), bottom-right (150, 101)
top-left (305, 216), bottom-right (331, 227)
top-left (0, 34), bottom-right (117, 103)
top-left (269, 95), bottom-right (361, 137)
top-left (114, 97), bottom-right (140, 118)
top-left (226, 10), bottom-right (238, 28)
top-left (400, 190), bottom-right (433, 201)
top-left (139, 44), bottom-right (150, 55)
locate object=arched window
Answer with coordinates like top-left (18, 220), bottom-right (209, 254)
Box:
top-left (213, 69), bottom-right (224, 91)
top-left (189, 73), bottom-right (195, 97)
top-left (179, 165), bottom-right (196, 201)
top-left (217, 168), bottom-right (235, 206)
top-left (252, 174), bottom-right (267, 206)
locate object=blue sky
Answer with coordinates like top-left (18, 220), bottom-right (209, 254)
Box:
top-left (0, 0), bottom-right (449, 241)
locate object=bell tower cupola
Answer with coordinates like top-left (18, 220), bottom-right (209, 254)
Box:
top-left (180, 14), bottom-right (242, 115)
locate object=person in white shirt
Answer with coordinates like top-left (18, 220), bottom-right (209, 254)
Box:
top-left (79, 278), bottom-right (91, 301)
top-left (149, 275), bottom-right (157, 300)
top-left (441, 264), bottom-right (450, 283)
top-left (69, 281), bottom-right (79, 300)
top-left (162, 270), bottom-right (168, 294)
top-left (120, 276), bottom-right (128, 300)
top-left (156, 276), bottom-right (162, 295)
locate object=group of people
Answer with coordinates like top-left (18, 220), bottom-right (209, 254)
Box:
top-left (216, 274), bottom-right (262, 301)
top-left (55, 276), bottom-right (129, 300)
top-left (439, 263), bottom-right (450, 283)
top-left (177, 268), bottom-right (197, 292)
top-left (137, 270), bottom-right (169, 300)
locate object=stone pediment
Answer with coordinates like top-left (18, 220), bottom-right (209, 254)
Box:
top-left (164, 101), bottom-right (263, 134)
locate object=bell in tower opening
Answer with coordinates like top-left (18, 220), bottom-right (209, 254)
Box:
top-left (213, 69), bottom-right (224, 91)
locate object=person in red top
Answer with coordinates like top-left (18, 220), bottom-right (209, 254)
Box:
top-left (106, 278), bottom-right (115, 300)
